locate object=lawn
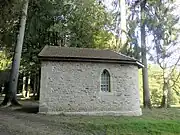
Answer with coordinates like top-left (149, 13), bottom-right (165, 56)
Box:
top-left (0, 99), bottom-right (180, 135)
top-left (53, 107), bottom-right (180, 135)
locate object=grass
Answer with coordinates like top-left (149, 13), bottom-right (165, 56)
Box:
top-left (54, 107), bottom-right (180, 135)
top-left (1, 99), bottom-right (179, 135)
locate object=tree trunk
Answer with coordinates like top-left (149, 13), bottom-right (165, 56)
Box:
top-left (167, 87), bottom-right (172, 108)
top-left (161, 81), bottom-right (168, 108)
top-left (33, 74), bottom-right (37, 97)
top-left (161, 79), bottom-right (171, 108)
top-left (0, 0), bottom-right (29, 106)
top-left (141, 1), bottom-right (151, 109)
top-left (120, 0), bottom-right (127, 47)
top-left (22, 75), bottom-right (26, 98)
top-left (26, 73), bottom-right (31, 98)
top-left (35, 69), bottom-right (40, 100)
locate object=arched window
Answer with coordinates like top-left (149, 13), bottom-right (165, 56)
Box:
top-left (101, 69), bottom-right (110, 92)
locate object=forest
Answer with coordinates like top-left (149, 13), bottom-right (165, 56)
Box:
top-left (0, 0), bottom-right (180, 108)
top-left (0, 0), bottom-right (180, 134)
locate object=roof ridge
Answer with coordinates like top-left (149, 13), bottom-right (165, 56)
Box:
top-left (58, 46), bottom-right (112, 51)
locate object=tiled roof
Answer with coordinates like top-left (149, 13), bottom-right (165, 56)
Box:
top-left (38, 46), bottom-right (143, 68)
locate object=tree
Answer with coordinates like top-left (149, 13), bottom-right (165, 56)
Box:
top-left (20, 0), bottom-right (114, 74)
top-left (99, 0), bottom-right (180, 108)
top-left (140, 0), bottom-right (151, 108)
top-left (1, 0), bottom-right (29, 106)
top-left (120, 0), bottom-right (127, 48)
top-left (0, 0), bottom-right (22, 49)
top-left (139, 64), bottom-right (180, 106)
top-left (0, 51), bottom-right (11, 70)
top-left (2, 0), bottom-right (115, 100)
top-left (146, 0), bottom-right (180, 108)
top-left (102, 0), bottom-right (151, 108)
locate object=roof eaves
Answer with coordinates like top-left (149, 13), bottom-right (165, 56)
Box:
top-left (38, 45), bottom-right (49, 57)
top-left (136, 61), bottom-right (144, 68)
top-left (39, 56), bottom-right (143, 68)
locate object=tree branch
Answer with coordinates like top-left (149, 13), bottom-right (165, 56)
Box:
top-left (170, 71), bottom-right (180, 88)
top-left (168, 56), bottom-right (180, 80)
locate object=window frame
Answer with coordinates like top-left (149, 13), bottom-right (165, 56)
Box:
top-left (100, 69), bottom-right (111, 92)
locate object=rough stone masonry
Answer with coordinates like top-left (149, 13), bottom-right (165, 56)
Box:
top-left (38, 46), bottom-right (143, 116)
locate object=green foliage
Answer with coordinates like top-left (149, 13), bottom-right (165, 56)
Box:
top-left (18, 0), bottom-right (115, 75)
top-left (1, 0), bottom-right (179, 106)
top-left (106, 0), bottom-right (142, 58)
top-left (139, 64), bottom-right (180, 106)
top-left (47, 0), bottom-right (113, 48)
top-left (0, 50), bottom-right (11, 70)
top-left (0, 0), bottom-right (23, 48)
top-left (145, 0), bottom-right (179, 62)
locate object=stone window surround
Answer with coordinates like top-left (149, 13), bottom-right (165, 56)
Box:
top-left (100, 69), bottom-right (110, 92)
top-left (99, 68), bottom-right (114, 96)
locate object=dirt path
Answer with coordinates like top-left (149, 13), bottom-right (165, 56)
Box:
top-left (0, 103), bottom-right (89, 135)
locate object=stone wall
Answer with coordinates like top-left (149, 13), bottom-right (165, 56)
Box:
top-left (39, 61), bottom-right (142, 116)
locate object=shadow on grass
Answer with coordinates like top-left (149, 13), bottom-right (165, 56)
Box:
top-left (12, 97), bottom-right (39, 114)
top-left (15, 105), bottom-right (39, 114)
